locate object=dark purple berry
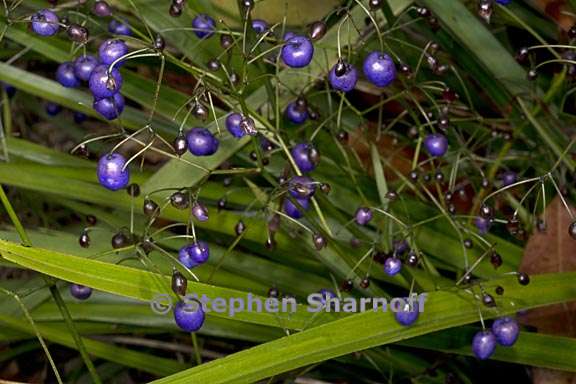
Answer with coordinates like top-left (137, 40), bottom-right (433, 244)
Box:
top-left (517, 272), bottom-right (530, 285)
top-left (363, 51), bottom-right (396, 87)
top-left (31, 9), bottom-right (60, 37)
top-left (170, 191), bottom-right (189, 209)
top-left (126, 183), bottom-right (140, 197)
top-left (472, 330), bottom-right (496, 360)
top-left (143, 199), bottom-right (159, 216)
top-left (394, 298), bottom-right (419, 326)
top-left (235, 220), bottom-right (246, 236)
top-left (70, 284), bottom-right (92, 300)
top-left (88, 65), bottom-right (123, 99)
top-left (97, 153), bottom-right (129, 190)
top-left (492, 316), bottom-right (519, 346)
top-left (384, 257), bottom-right (402, 276)
top-left (283, 197), bottom-right (310, 219)
top-left (281, 35), bottom-right (314, 68)
top-left (173, 134), bottom-right (188, 156)
top-left (192, 14), bottom-right (216, 39)
top-left (111, 231), bottom-right (130, 249)
top-left (291, 143), bottom-right (320, 173)
top-left (191, 203), bottom-right (209, 222)
top-left (329, 61), bottom-right (358, 92)
top-left (67, 24), bottom-right (89, 43)
top-left (355, 207), bottom-right (372, 225)
top-left (500, 171), bottom-right (517, 187)
top-left (74, 55), bottom-right (99, 82)
top-left (174, 299), bottom-right (205, 332)
top-left (99, 39), bottom-right (128, 66)
top-left (309, 21), bottom-right (326, 41)
top-left (92, 1), bottom-right (112, 17)
top-left (423, 133), bottom-right (448, 157)
top-left (179, 241), bottom-right (210, 268)
top-left (79, 231), bottom-right (90, 248)
top-left (312, 233), bottom-right (326, 250)
top-left (93, 93), bottom-right (125, 120)
top-left (288, 176), bottom-right (316, 198)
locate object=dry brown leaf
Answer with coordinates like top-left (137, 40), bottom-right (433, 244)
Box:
top-left (520, 196), bottom-right (576, 384)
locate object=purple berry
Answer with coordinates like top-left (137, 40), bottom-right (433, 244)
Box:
top-left (108, 19), bottom-right (132, 36)
top-left (283, 197), bottom-right (310, 219)
top-left (191, 203), bottom-right (209, 222)
top-left (97, 153), bottom-right (130, 191)
top-left (98, 39), bottom-right (128, 66)
top-left (186, 127), bottom-right (219, 156)
top-left (281, 35), bottom-right (314, 68)
top-left (56, 62), bottom-right (80, 88)
top-left (394, 298), bottom-right (419, 326)
top-left (174, 299), bottom-right (205, 332)
top-left (384, 257), bottom-right (402, 276)
top-left (291, 143), bottom-right (320, 173)
top-left (2, 83), bottom-right (16, 98)
top-left (496, 0), bottom-right (511, 4)
top-left (45, 102), bottom-right (62, 116)
top-left (226, 112), bottom-right (244, 138)
top-left (424, 133), bottom-right (448, 157)
top-left (318, 288), bottom-right (336, 305)
top-left (363, 51), bottom-right (396, 87)
top-left (93, 93), bottom-right (125, 120)
top-left (472, 330), bottom-right (497, 360)
top-left (285, 101), bottom-right (308, 124)
top-left (288, 176), bottom-right (316, 198)
top-left (475, 216), bottom-right (491, 235)
top-left (73, 111), bottom-right (87, 124)
top-left (89, 65), bottom-right (123, 99)
top-left (31, 9), bottom-right (60, 37)
top-left (492, 317), bottom-right (519, 346)
top-left (70, 284), bottom-right (92, 300)
top-left (329, 62), bottom-right (358, 92)
top-left (192, 14), bottom-right (216, 39)
top-left (93, 1), bottom-right (112, 17)
top-left (501, 171), bottom-right (517, 187)
top-left (355, 207), bottom-right (372, 225)
top-left (178, 241), bottom-right (210, 268)
top-left (74, 55), bottom-right (99, 82)
top-left (252, 19), bottom-right (268, 34)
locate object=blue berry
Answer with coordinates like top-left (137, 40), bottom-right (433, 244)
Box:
top-left (226, 112), bottom-right (245, 138)
top-left (98, 39), bottom-right (128, 66)
top-left (394, 298), bottom-right (419, 326)
top-left (472, 330), bottom-right (497, 360)
top-left (191, 203), bottom-right (209, 222)
top-left (174, 299), bottom-right (205, 332)
top-left (74, 111), bottom-right (87, 124)
top-left (474, 216), bottom-right (491, 235)
top-left (424, 133), bottom-right (448, 157)
top-left (329, 61), bottom-right (358, 92)
top-left (178, 241), bottom-right (210, 268)
top-left (281, 35), bottom-right (314, 68)
top-left (186, 127), bottom-right (219, 156)
top-left (283, 197), bottom-right (310, 219)
top-left (2, 83), bottom-right (16, 98)
top-left (291, 143), bottom-right (320, 173)
top-left (288, 176), bottom-right (316, 198)
top-left (192, 14), bottom-right (216, 39)
top-left (318, 288), bottom-right (336, 305)
top-left (70, 284), bottom-right (92, 300)
top-left (74, 55), bottom-right (99, 82)
top-left (285, 101), bottom-right (308, 124)
top-left (492, 317), bottom-right (519, 346)
top-left (31, 9), bottom-right (60, 37)
top-left (496, 0), bottom-right (511, 4)
top-left (384, 257), bottom-right (402, 276)
top-left (108, 19), bottom-right (132, 36)
top-left (89, 65), bottom-right (123, 99)
top-left (355, 207), bottom-right (372, 225)
top-left (56, 62), bottom-right (80, 88)
top-left (93, 93), bottom-right (125, 120)
top-left (45, 102), bottom-right (62, 116)
top-left (97, 153), bottom-right (130, 191)
top-left (363, 51), bottom-right (396, 87)
top-left (252, 19), bottom-right (268, 34)
top-left (501, 171), bottom-right (517, 187)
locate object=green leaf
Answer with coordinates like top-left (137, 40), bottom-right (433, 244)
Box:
top-left (151, 271), bottom-right (576, 383)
